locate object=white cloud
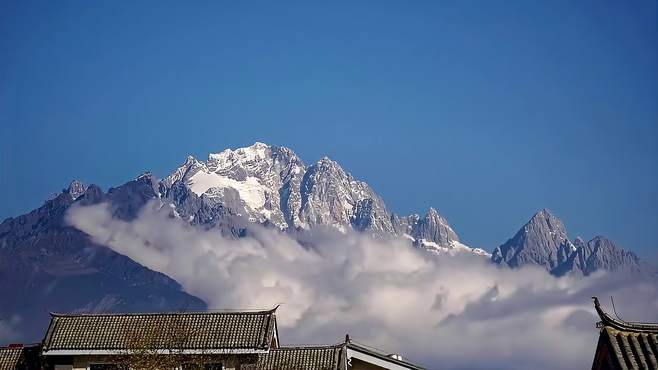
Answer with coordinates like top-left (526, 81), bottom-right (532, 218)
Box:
top-left (0, 315), bottom-right (23, 343)
top-left (67, 201), bottom-right (658, 370)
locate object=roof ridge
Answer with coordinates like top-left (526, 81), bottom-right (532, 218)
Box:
top-left (347, 340), bottom-right (427, 370)
top-left (49, 308), bottom-right (277, 317)
top-left (42, 309), bottom-right (279, 353)
top-left (272, 344), bottom-right (345, 350)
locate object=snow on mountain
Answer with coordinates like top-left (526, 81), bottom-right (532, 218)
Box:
top-left (414, 238), bottom-right (492, 257)
top-left (162, 143), bottom-right (305, 229)
top-left (160, 142), bottom-right (471, 253)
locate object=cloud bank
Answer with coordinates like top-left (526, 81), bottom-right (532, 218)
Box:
top-left (67, 201), bottom-right (658, 370)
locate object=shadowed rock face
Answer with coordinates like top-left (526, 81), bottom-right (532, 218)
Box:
top-left (491, 209), bottom-right (656, 277)
top-left (491, 209), bottom-right (574, 271)
top-left (572, 236), bottom-right (649, 275)
top-left (0, 179), bottom-right (206, 343)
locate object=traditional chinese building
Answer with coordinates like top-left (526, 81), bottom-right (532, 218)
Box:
top-left (32, 309), bottom-right (424, 370)
top-left (591, 297), bottom-right (658, 370)
top-left (40, 310), bottom-right (278, 370)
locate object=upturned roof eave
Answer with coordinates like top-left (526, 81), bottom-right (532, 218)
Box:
top-left (592, 297), bottom-right (658, 333)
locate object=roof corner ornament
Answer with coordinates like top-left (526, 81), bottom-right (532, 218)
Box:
top-left (591, 296), bottom-right (658, 333)
top-left (592, 296), bottom-right (609, 323)
top-left (591, 296), bottom-right (600, 308)
top-left (345, 334), bottom-right (351, 344)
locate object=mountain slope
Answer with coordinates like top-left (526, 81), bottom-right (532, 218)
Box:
top-left (0, 179), bottom-right (206, 342)
top-left (491, 209), bottom-right (655, 277)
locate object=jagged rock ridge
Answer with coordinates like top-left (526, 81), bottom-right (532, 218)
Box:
top-left (159, 142), bottom-right (479, 254)
top-left (491, 209), bottom-right (656, 277)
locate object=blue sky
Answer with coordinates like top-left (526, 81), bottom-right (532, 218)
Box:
top-left (1, 1), bottom-right (656, 257)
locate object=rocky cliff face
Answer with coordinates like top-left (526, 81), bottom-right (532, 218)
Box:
top-left (491, 209), bottom-right (655, 277)
top-left (298, 157), bottom-right (394, 234)
top-left (556, 236), bottom-right (651, 276)
top-left (392, 208), bottom-right (460, 245)
top-left (491, 209), bottom-right (574, 270)
top-left (159, 142), bottom-right (469, 253)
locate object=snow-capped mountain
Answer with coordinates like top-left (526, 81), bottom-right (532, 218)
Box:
top-left (159, 142), bottom-right (480, 254)
top-left (1, 143), bottom-right (654, 343)
top-left (491, 209), bottom-right (656, 277)
top-left (162, 143), bottom-right (304, 230)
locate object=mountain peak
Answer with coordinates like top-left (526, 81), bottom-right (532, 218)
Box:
top-left (399, 207), bottom-right (459, 246)
top-left (530, 208), bottom-right (555, 221)
top-left (492, 209), bottom-right (570, 270)
top-left (525, 208), bottom-right (566, 234)
top-left (136, 172), bottom-right (155, 181)
top-left (66, 180), bottom-right (86, 200)
top-left (492, 210), bottom-right (655, 277)
top-left (184, 155), bottom-right (198, 165)
top-left (208, 142), bottom-right (271, 163)
top-left (317, 156), bottom-right (337, 164)
top-left (311, 157), bottom-right (345, 174)
top-left (250, 141), bottom-right (269, 148)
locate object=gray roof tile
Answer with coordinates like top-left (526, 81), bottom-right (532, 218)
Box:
top-left (592, 297), bottom-right (658, 370)
top-left (0, 347), bottom-right (22, 370)
top-left (42, 310), bottom-right (277, 352)
top-left (244, 345), bottom-right (343, 370)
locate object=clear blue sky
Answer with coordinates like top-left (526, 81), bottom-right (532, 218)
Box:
top-left (1, 1), bottom-right (656, 257)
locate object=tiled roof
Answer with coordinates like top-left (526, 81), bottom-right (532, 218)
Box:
top-left (347, 341), bottom-right (427, 370)
top-left (592, 297), bottom-right (658, 370)
top-left (243, 341), bottom-right (427, 370)
top-left (42, 310), bottom-right (277, 353)
top-left (244, 345), bottom-right (343, 370)
top-left (0, 347), bottom-right (22, 370)
top-left (597, 327), bottom-right (658, 370)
